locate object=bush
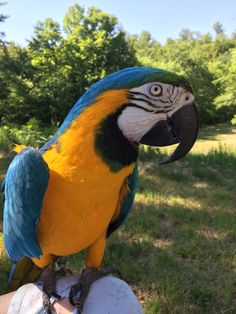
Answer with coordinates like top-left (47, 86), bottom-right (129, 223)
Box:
top-left (0, 126), bottom-right (16, 152)
top-left (231, 114), bottom-right (236, 125)
top-left (0, 119), bottom-right (57, 153)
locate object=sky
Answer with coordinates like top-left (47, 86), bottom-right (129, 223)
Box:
top-left (1, 0), bottom-right (236, 45)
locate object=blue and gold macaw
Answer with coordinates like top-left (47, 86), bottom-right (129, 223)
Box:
top-left (2, 67), bottom-right (198, 310)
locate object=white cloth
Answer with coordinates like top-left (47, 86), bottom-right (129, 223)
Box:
top-left (7, 275), bottom-right (144, 314)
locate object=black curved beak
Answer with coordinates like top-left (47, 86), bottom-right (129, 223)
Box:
top-left (140, 102), bottom-right (199, 164)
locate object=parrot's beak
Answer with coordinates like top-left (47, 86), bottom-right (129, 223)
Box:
top-left (140, 102), bottom-right (199, 164)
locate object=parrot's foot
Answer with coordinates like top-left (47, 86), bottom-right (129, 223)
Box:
top-left (69, 266), bottom-right (121, 314)
top-left (40, 267), bottom-right (62, 314)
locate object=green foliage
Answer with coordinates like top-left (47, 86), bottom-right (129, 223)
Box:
top-left (0, 4), bottom-right (136, 124)
top-left (0, 118), bottom-right (56, 152)
top-left (231, 114), bottom-right (236, 125)
top-left (0, 43), bottom-right (34, 123)
top-left (0, 2), bottom-right (8, 42)
top-left (213, 48), bottom-right (236, 112)
top-left (0, 3), bottom-right (235, 126)
top-left (128, 28), bottom-right (236, 124)
top-left (128, 31), bottom-right (161, 66)
top-left (213, 21), bottom-right (224, 35)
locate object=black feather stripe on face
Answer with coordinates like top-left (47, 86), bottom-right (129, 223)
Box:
top-left (94, 105), bottom-right (138, 172)
top-left (128, 91), bottom-right (173, 114)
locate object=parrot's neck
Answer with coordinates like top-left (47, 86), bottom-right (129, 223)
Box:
top-left (42, 89), bottom-right (138, 174)
top-left (95, 106), bottom-right (139, 172)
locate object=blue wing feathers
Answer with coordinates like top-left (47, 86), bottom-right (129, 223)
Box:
top-left (107, 162), bottom-right (138, 237)
top-left (3, 148), bottom-right (49, 261)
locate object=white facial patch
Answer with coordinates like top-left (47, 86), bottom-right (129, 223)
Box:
top-left (130, 82), bottom-right (194, 108)
top-left (117, 81), bottom-right (194, 143)
top-left (117, 106), bottom-right (166, 142)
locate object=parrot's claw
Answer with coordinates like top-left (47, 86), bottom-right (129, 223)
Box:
top-left (40, 267), bottom-right (62, 314)
top-left (69, 266), bottom-right (121, 314)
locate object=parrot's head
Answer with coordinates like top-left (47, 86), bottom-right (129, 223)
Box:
top-left (92, 67), bottom-right (198, 168)
top-left (48, 67), bottom-right (198, 170)
top-left (116, 71), bottom-right (198, 165)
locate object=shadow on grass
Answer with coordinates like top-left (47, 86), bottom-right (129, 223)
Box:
top-left (197, 123), bottom-right (236, 141)
top-left (104, 147), bottom-right (236, 313)
top-left (104, 223), bottom-right (236, 314)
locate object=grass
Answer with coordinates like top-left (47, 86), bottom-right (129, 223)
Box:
top-left (0, 123), bottom-right (236, 313)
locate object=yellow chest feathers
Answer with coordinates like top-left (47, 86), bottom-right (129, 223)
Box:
top-left (37, 90), bottom-right (135, 255)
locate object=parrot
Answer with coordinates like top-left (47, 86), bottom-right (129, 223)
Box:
top-left (2, 67), bottom-right (198, 313)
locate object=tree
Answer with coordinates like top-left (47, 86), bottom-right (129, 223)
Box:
top-left (0, 4), bottom-right (235, 126)
top-left (28, 18), bottom-right (65, 123)
top-left (63, 5), bottom-right (136, 79)
top-left (130, 27), bottom-right (236, 124)
top-left (0, 2), bottom-right (8, 43)
top-left (213, 22), bottom-right (224, 35)
top-left (26, 4), bottom-right (136, 124)
top-left (213, 48), bottom-right (236, 111)
top-left (0, 43), bottom-right (34, 124)
top-left (179, 28), bottom-right (200, 41)
top-left (128, 31), bottom-right (161, 66)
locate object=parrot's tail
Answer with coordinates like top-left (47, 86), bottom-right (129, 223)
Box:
top-left (6, 257), bottom-right (43, 292)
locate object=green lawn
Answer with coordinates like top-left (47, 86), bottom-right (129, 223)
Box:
top-left (1, 123), bottom-right (236, 313)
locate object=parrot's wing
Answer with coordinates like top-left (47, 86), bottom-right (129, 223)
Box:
top-left (3, 148), bottom-right (49, 261)
top-left (107, 162), bottom-right (138, 237)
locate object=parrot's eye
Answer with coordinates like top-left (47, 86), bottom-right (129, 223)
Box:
top-left (149, 84), bottom-right (162, 96)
